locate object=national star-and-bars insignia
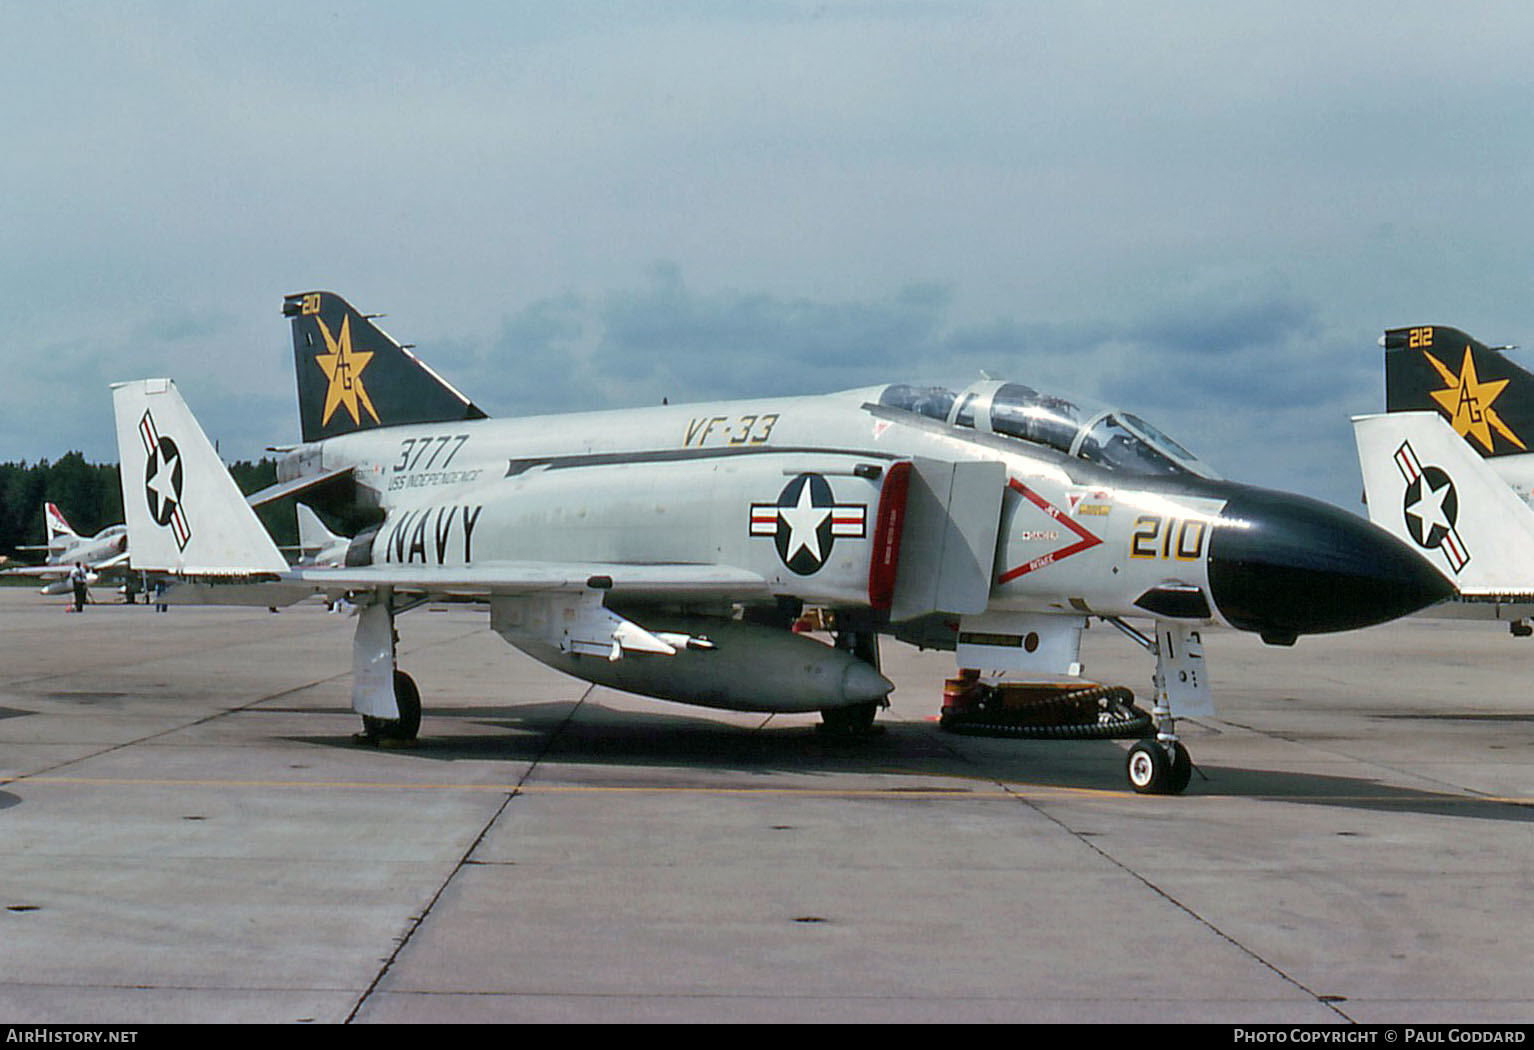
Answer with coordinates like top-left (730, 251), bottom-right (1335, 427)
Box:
top-left (750, 472), bottom-right (867, 575)
top-left (1393, 439), bottom-right (1468, 573)
top-left (138, 409), bottom-right (191, 551)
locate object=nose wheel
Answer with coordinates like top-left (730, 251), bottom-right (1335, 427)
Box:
top-left (1126, 738), bottom-right (1192, 794)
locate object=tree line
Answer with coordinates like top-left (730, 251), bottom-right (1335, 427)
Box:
top-left (0, 454), bottom-right (297, 558)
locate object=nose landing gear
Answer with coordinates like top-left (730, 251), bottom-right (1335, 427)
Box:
top-left (1126, 737), bottom-right (1192, 795)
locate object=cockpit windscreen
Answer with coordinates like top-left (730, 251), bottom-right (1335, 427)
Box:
top-left (876, 380), bottom-right (1218, 479)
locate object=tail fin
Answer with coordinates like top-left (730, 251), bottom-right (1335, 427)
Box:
top-left (1353, 410), bottom-right (1534, 595)
top-left (296, 502), bottom-right (348, 566)
top-left (44, 503), bottom-right (77, 545)
top-left (1383, 325), bottom-right (1533, 458)
top-left (283, 291), bottom-right (487, 443)
top-left (111, 379), bottom-right (289, 575)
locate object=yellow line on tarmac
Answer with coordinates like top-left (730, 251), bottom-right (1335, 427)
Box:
top-left (5, 776), bottom-right (1528, 806)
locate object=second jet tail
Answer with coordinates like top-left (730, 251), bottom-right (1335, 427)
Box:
top-left (1354, 410), bottom-right (1534, 597)
top-left (44, 502), bottom-right (77, 546)
top-left (1383, 325), bottom-right (1534, 459)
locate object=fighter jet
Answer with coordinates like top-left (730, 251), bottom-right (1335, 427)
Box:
top-left (110, 292), bottom-right (1450, 794)
top-left (2, 503), bottom-right (130, 595)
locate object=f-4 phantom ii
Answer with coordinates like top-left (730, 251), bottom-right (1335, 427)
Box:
top-left (2, 503), bottom-right (129, 595)
top-left (112, 291), bottom-right (1451, 794)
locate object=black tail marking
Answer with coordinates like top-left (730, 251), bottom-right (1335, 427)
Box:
top-left (1384, 324), bottom-right (1531, 458)
top-left (284, 290), bottom-right (487, 444)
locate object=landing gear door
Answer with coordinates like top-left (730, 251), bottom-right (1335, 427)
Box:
top-left (353, 599), bottom-right (400, 720)
top-left (1157, 622), bottom-right (1214, 717)
top-left (890, 457), bottom-right (1006, 621)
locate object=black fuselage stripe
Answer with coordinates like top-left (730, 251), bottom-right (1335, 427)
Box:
top-left (505, 446), bottom-right (901, 477)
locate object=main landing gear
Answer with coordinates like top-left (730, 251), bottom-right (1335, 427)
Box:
top-left (351, 597), bottom-right (423, 749)
top-left (819, 700), bottom-right (881, 736)
top-left (818, 619), bottom-right (888, 738)
top-left (357, 669), bottom-right (421, 748)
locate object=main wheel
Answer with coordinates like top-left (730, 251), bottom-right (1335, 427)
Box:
top-left (1126, 740), bottom-right (1170, 794)
top-left (360, 670), bottom-right (422, 747)
top-left (818, 700), bottom-right (880, 736)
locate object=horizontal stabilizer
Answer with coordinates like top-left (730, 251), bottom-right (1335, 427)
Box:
top-left (245, 465), bottom-right (354, 508)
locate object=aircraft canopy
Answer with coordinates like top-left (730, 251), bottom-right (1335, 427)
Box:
top-left (877, 379), bottom-right (1219, 480)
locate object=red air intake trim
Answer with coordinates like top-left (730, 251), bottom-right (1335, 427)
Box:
top-left (868, 461), bottom-right (911, 611)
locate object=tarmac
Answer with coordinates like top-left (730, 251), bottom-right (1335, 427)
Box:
top-left (1, 586), bottom-right (1533, 1024)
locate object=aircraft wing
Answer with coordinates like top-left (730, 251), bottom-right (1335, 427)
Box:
top-left (4, 549), bottom-right (133, 578)
top-left (1, 564), bottom-right (69, 579)
top-left (293, 561), bottom-right (771, 600)
top-left (151, 560), bottom-right (772, 608)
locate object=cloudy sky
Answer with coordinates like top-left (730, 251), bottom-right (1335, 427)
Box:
top-left (4, 1), bottom-right (1533, 509)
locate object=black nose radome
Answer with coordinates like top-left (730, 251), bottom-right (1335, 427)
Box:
top-left (1207, 486), bottom-right (1453, 645)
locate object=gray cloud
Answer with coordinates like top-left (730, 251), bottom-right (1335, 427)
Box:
top-left (408, 262), bottom-right (1379, 507)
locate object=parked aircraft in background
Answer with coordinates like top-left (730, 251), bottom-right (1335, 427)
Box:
top-left (2, 503), bottom-right (129, 595)
top-left (110, 292), bottom-right (1450, 793)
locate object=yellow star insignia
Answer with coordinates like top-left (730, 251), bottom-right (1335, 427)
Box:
top-left (314, 315), bottom-right (380, 427)
top-left (1425, 345), bottom-right (1526, 454)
